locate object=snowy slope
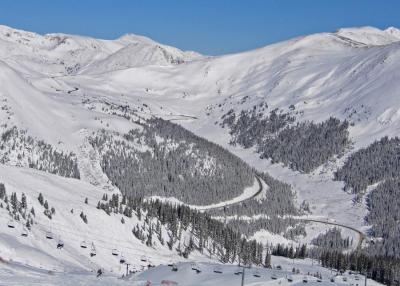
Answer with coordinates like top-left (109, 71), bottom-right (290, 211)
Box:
top-left (0, 165), bottom-right (216, 276)
top-left (0, 256), bottom-right (384, 286)
top-left (43, 25), bottom-right (400, 235)
top-left (1, 24), bottom-right (400, 281)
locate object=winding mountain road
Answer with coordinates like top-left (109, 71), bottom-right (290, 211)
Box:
top-left (300, 218), bottom-right (366, 250)
top-left (195, 176), bottom-right (264, 211)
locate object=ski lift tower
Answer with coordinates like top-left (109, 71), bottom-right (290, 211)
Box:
top-left (240, 264), bottom-right (251, 286)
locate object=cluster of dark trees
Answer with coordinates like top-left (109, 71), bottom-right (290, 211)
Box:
top-left (38, 193), bottom-right (56, 219)
top-left (0, 183), bottom-right (35, 229)
top-left (271, 243), bottom-right (307, 259)
top-left (90, 117), bottom-right (254, 205)
top-left (258, 117), bottom-right (350, 173)
top-left (263, 230), bottom-right (400, 286)
top-left (0, 127), bottom-right (80, 178)
top-left (319, 250), bottom-right (400, 286)
top-left (335, 136), bottom-right (400, 261)
top-left (365, 178), bottom-right (400, 259)
top-left (97, 193), bottom-right (266, 266)
top-left (335, 136), bottom-right (400, 194)
top-left (311, 228), bottom-right (352, 251)
top-left (222, 107), bottom-right (350, 173)
top-left (222, 107), bottom-right (295, 149)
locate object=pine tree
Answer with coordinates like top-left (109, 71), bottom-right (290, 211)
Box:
top-left (38, 193), bottom-right (44, 205)
top-left (21, 193), bottom-right (27, 210)
top-left (0, 183), bottom-right (6, 199)
top-left (264, 251), bottom-right (272, 268)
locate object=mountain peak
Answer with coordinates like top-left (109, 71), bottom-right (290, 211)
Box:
top-left (117, 33), bottom-right (156, 45)
top-left (334, 26), bottom-right (400, 46)
top-left (385, 26), bottom-right (400, 38)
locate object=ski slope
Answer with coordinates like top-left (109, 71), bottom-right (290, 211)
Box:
top-left (0, 165), bottom-right (214, 276)
top-left (0, 255), bottom-right (383, 286)
top-left (1, 24), bottom-right (400, 282)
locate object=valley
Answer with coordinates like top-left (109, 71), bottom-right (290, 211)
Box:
top-left (0, 24), bottom-right (400, 284)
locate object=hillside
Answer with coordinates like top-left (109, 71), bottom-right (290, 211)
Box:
top-left (0, 24), bottom-right (400, 284)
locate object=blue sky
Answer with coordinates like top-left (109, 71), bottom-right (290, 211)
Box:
top-left (0, 0), bottom-right (399, 55)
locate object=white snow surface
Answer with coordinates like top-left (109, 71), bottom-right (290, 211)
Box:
top-left (0, 255), bottom-right (383, 285)
top-left (0, 165), bottom-right (215, 275)
top-left (0, 24), bottom-right (399, 281)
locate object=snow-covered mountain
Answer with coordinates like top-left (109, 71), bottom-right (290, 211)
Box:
top-left (0, 24), bottom-right (399, 284)
top-left (0, 25), bottom-right (201, 77)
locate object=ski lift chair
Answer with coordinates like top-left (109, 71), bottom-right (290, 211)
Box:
top-left (253, 270), bottom-right (261, 278)
top-left (90, 243), bottom-right (96, 257)
top-left (234, 267), bottom-right (243, 275)
top-left (140, 255), bottom-right (147, 262)
top-left (80, 241), bottom-right (87, 248)
top-left (213, 266), bottom-right (223, 274)
top-left (21, 228), bottom-right (28, 237)
top-left (7, 220), bottom-right (15, 228)
top-left (147, 260), bottom-right (155, 268)
top-left (112, 248), bottom-right (119, 256)
top-left (191, 263), bottom-right (198, 271)
top-left (57, 240), bottom-right (64, 249)
top-left (171, 264), bottom-right (178, 272)
top-left (46, 231), bottom-right (54, 239)
top-left (120, 254), bottom-right (126, 264)
top-left (271, 273), bottom-right (278, 280)
top-left (303, 276), bottom-right (308, 283)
